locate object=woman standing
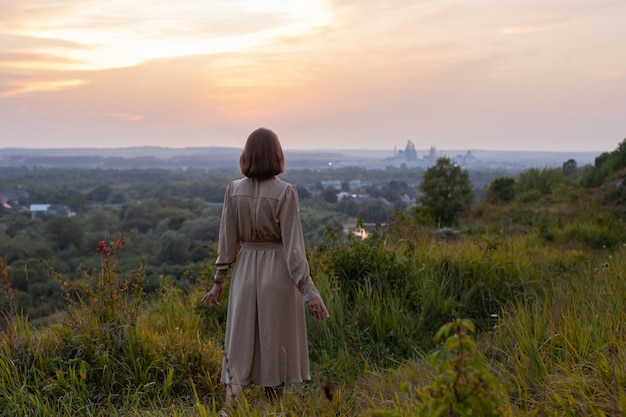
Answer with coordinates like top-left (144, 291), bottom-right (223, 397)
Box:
top-left (201, 128), bottom-right (329, 411)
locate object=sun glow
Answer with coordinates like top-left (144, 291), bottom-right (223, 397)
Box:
top-left (4, 1), bottom-right (333, 71)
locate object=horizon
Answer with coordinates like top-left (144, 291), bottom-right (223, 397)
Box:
top-left (0, 144), bottom-right (605, 157)
top-left (0, 144), bottom-right (607, 152)
top-left (2, 1), bottom-right (624, 152)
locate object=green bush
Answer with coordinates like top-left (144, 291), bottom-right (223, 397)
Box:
top-left (322, 230), bottom-right (413, 297)
top-left (417, 319), bottom-right (509, 416)
top-left (369, 319), bottom-right (510, 417)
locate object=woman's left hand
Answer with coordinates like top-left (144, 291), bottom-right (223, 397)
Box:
top-left (201, 283), bottom-right (224, 307)
top-left (307, 296), bottom-right (329, 321)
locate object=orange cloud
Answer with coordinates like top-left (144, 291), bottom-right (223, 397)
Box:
top-left (0, 78), bottom-right (89, 97)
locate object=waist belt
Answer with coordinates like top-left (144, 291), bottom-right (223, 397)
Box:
top-left (240, 241), bottom-right (283, 250)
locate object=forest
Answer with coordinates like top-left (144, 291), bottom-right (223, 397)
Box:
top-left (0, 140), bottom-right (625, 416)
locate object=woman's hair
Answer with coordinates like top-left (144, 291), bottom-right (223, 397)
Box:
top-left (239, 127), bottom-right (285, 179)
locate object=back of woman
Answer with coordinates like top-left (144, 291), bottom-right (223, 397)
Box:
top-left (227, 177), bottom-right (292, 244)
top-left (202, 128), bottom-right (329, 414)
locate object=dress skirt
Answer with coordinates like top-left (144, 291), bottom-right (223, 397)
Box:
top-left (220, 241), bottom-right (311, 387)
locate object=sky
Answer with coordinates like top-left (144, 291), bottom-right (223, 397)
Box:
top-left (1, 0), bottom-right (624, 152)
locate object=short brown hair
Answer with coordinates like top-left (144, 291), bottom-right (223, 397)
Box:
top-left (239, 128), bottom-right (285, 179)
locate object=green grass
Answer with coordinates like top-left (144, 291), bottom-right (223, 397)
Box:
top-left (1, 217), bottom-right (626, 416)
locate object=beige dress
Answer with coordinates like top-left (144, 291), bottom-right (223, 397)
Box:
top-left (215, 177), bottom-right (320, 387)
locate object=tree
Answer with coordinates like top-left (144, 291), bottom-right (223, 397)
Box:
top-left (87, 184), bottom-right (113, 202)
top-left (321, 188), bottom-right (338, 203)
top-left (337, 197), bottom-right (359, 217)
top-left (45, 216), bottom-right (84, 250)
top-left (295, 185), bottom-right (311, 200)
top-left (120, 201), bottom-right (160, 233)
top-left (486, 177), bottom-right (515, 203)
top-left (157, 230), bottom-right (190, 264)
top-left (562, 159), bottom-right (578, 177)
top-left (361, 200), bottom-right (391, 223)
top-left (582, 137), bottom-right (626, 187)
top-left (383, 180), bottom-right (409, 203)
top-left (418, 157), bottom-right (474, 227)
top-left (515, 167), bottom-right (565, 198)
top-left (81, 207), bottom-right (120, 233)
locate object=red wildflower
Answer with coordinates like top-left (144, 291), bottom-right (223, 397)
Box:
top-left (97, 239), bottom-right (109, 255)
top-left (115, 232), bottom-right (126, 249)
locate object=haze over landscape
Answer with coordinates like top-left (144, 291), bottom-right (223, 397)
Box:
top-left (1, 1), bottom-right (624, 152)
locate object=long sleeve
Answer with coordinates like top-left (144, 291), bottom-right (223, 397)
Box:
top-left (279, 184), bottom-right (320, 302)
top-left (215, 182), bottom-right (240, 276)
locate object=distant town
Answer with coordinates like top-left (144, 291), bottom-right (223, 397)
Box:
top-left (0, 142), bottom-right (599, 171)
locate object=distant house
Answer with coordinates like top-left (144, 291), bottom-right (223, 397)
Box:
top-left (29, 204), bottom-right (75, 218)
top-left (30, 204), bottom-right (51, 218)
top-left (336, 191), bottom-right (355, 200)
top-left (320, 180), bottom-right (342, 190)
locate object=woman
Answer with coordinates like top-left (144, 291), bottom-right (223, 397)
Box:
top-left (201, 127), bottom-right (329, 411)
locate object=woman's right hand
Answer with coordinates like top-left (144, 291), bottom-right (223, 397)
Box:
top-left (307, 296), bottom-right (329, 321)
top-left (201, 283), bottom-right (224, 307)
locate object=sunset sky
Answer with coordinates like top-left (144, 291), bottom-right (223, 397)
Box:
top-left (1, 0), bottom-right (624, 152)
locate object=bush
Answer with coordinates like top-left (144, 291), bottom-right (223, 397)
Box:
top-left (416, 319), bottom-right (509, 416)
top-left (369, 319), bottom-right (510, 417)
top-left (322, 230), bottom-right (413, 297)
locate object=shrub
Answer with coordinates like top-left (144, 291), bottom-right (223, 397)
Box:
top-left (369, 319), bottom-right (510, 417)
top-left (416, 319), bottom-right (509, 416)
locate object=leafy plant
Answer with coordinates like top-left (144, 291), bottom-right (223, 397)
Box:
top-left (368, 319), bottom-right (509, 417)
top-left (417, 319), bottom-right (508, 416)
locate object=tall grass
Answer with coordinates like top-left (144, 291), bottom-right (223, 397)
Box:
top-left (1, 213), bottom-right (625, 415)
top-left (492, 249), bottom-right (626, 416)
top-left (309, 227), bottom-right (546, 367)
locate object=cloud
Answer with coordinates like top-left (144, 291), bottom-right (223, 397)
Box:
top-left (0, 32), bottom-right (92, 73)
top-left (0, 51), bottom-right (84, 71)
top-left (0, 78), bottom-right (90, 97)
top-left (0, 1), bottom-right (334, 71)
